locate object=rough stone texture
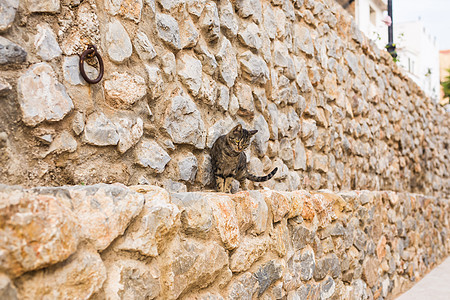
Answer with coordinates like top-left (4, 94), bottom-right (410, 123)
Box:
top-left (26, 0), bottom-right (60, 13)
top-left (164, 95), bottom-right (206, 149)
top-left (16, 248), bottom-right (106, 299)
top-left (105, 20), bottom-right (132, 63)
top-left (178, 153), bottom-right (198, 182)
top-left (240, 51), bottom-right (270, 84)
top-left (135, 139), bottom-right (171, 172)
top-left (63, 56), bottom-right (98, 86)
top-left (34, 23), bottom-right (62, 61)
top-left (0, 186), bottom-right (80, 277)
top-left (162, 239), bottom-right (228, 299)
top-left (104, 72), bottom-right (147, 106)
top-left (230, 237), bottom-right (269, 272)
top-left (0, 0), bottom-right (18, 32)
top-left (0, 185), bottom-right (448, 299)
top-left (133, 31), bottom-right (157, 62)
top-left (0, 273), bottom-right (17, 299)
top-left (116, 186), bottom-right (180, 256)
top-left (103, 259), bottom-right (160, 300)
top-left (1, 4), bottom-right (450, 299)
top-left (178, 53), bottom-right (203, 96)
top-left (17, 63), bottom-right (73, 127)
top-left (105, 0), bottom-right (143, 22)
top-left (113, 116), bottom-right (143, 154)
top-left (156, 13), bottom-right (181, 50)
top-left (83, 112), bottom-right (119, 146)
top-left (216, 38), bottom-right (238, 87)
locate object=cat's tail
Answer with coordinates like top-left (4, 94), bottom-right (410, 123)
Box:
top-left (246, 167), bottom-right (278, 182)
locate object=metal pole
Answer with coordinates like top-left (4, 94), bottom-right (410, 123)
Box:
top-left (388, 0), bottom-right (393, 45)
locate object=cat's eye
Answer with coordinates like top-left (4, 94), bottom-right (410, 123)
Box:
top-left (233, 139), bottom-right (240, 144)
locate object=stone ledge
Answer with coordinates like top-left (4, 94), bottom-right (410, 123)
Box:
top-left (0, 184), bottom-right (449, 299)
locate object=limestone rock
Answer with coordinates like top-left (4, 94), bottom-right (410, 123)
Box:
top-left (238, 23), bottom-right (262, 50)
top-left (200, 2), bottom-right (220, 42)
top-left (344, 50), bottom-right (358, 75)
top-left (180, 17), bottom-right (199, 48)
top-left (216, 38), bottom-right (238, 87)
top-left (133, 31), bottom-right (157, 62)
top-left (206, 116), bottom-right (234, 148)
top-left (105, 20), bottom-right (132, 63)
top-left (104, 72), bottom-right (147, 106)
top-left (16, 248), bottom-right (106, 299)
top-left (263, 3), bottom-right (276, 40)
top-left (0, 78), bottom-right (12, 96)
top-left (0, 186), bottom-right (79, 277)
top-left (261, 190), bottom-right (291, 222)
top-left (58, 184), bottom-right (145, 250)
top-left (177, 53), bottom-right (203, 96)
top-left (34, 23), bottom-right (62, 61)
top-left (63, 56), bottom-right (98, 86)
top-left (232, 191), bottom-right (268, 234)
top-left (235, 0), bottom-right (262, 22)
top-left (156, 13), bottom-right (181, 50)
top-left (104, 259), bottom-right (160, 300)
top-left (321, 276), bottom-right (336, 299)
top-left (83, 112), bottom-right (119, 146)
top-left (0, 274), bottom-right (17, 300)
top-left (219, 0), bottom-right (238, 38)
top-left (253, 114), bottom-right (270, 155)
top-left (288, 247), bottom-right (316, 285)
top-left (197, 153), bottom-right (213, 186)
top-left (209, 194), bottom-right (240, 250)
top-left (186, 0), bottom-right (205, 18)
top-left (0, 0), bottom-right (19, 32)
top-left (162, 239), bottom-right (228, 299)
top-left (240, 51), bottom-right (269, 84)
top-left (0, 37), bottom-right (26, 64)
top-left (295, 25), bottom-right (314, 56)
top-left (230, 237), bottom-right (269, 273)
top-left (254, 260), bottom-right (283, 296)
top-left (135, 139), bottom-right (171, 172)
top-left (171, 192), bottom-right (214, 237)
top-left (117, 186), bottom-right (180, 256)
top-left (227, 272), bottom-right (259, 300)
top-left (105, 0), bottom-right (143, 22)
top-left (235, 82), bottom-right (255, 116)
top-left (164, 95), bottom-right (206, 149)
top-left (17, 63), bottom-right (73, 127)
top-left (113, 116), bottom-right (144, 154)
top-left (178, 153), bottom-right (198, 182)
top-left (26, 0), bottom-right (60, 13)
top-left (44, 130), bottom-right (77, 156)
top-left (146, 65), bottom-right (165, 99)
top-left (217, 84), bottom-right (230, 111)
top-left (294, 139), bottom-right (307, 170)
top-left (72, 111), bottom-right (85, 135)
top-left (194, 40), bottom-right (218, 76)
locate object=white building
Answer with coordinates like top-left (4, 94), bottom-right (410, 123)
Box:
top-left (335, 0), bottom-right (388, 49)
top-left (395, 21), bottom-right (440, 102)
top-left (335, 0), bottom-right (440, 102)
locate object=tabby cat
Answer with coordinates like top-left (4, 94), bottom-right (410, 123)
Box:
top-left (210, 124), bottom-right (278, 193)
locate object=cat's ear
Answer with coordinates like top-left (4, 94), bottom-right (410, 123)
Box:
top-left (249, 130), bottom-right (258, 136)
top-left (232, 124), bottom-right (242, 133)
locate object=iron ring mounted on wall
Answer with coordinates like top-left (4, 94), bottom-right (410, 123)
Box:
top-left (79, 44), bottom-right (104, 84)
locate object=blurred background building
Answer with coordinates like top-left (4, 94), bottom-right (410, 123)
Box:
top-left (335, 0), bottom-right (441, 104)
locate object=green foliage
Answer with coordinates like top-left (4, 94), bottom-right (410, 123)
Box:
top-left (441, 68), bottom-right (450, 104)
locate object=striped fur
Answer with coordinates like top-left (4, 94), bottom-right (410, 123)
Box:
top-left (210, 124), bottom-right (278, 193)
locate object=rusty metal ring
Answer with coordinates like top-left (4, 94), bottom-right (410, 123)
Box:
top-left (79, 44), bottom-right (104, 84)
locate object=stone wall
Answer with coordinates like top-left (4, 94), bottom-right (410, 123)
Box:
top-left (0, 0), bottom-right (449, 197)
top-left (0, 184), bottom-right (449, 299)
